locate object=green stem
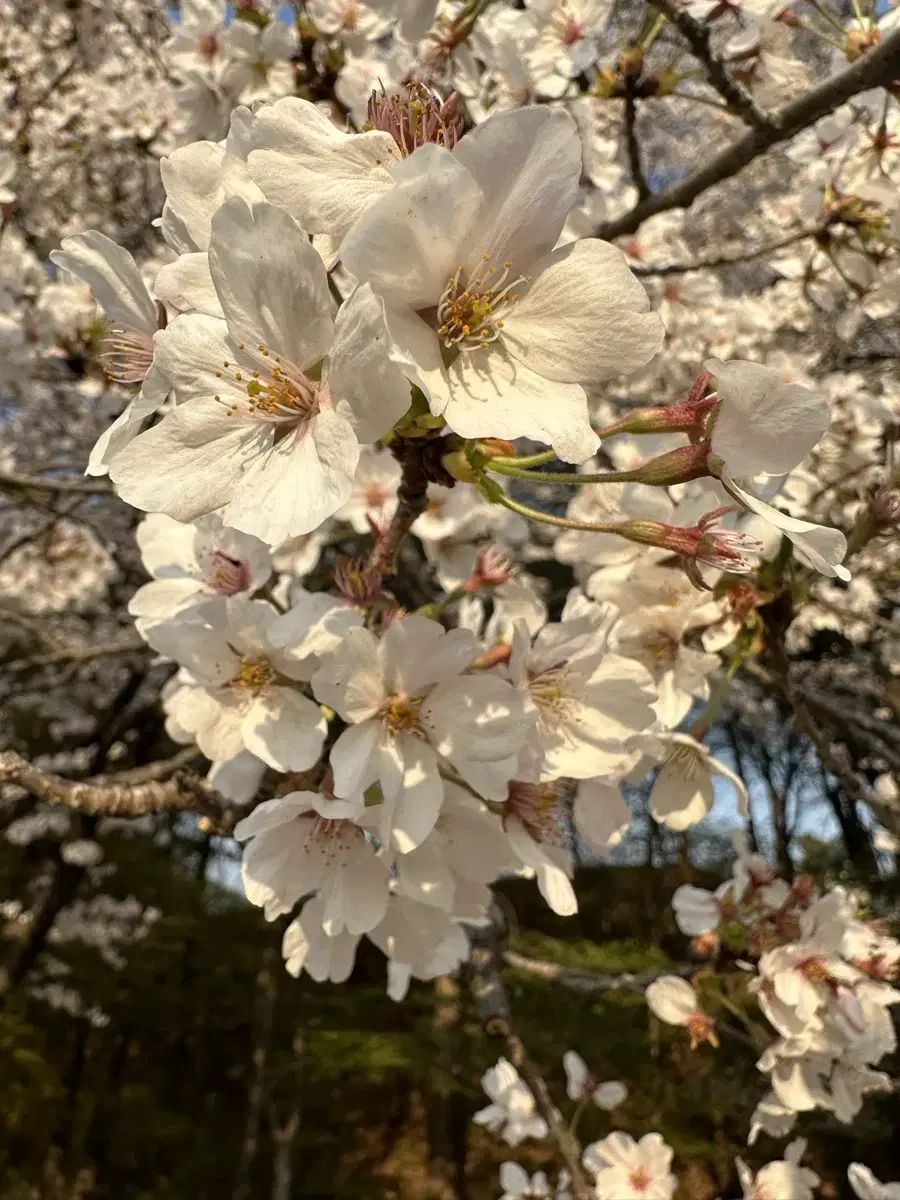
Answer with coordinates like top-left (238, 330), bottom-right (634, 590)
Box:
top-left (569, 1098), bottom-right (589, 1139)
top-left (416, 586), bottom-right (469, 619)
top-left (488, 488), bottom-right (623, 533)
top-left (487, 461), bottom-right (637, 485)
top-left (491, 449), bottom-right (559, 469)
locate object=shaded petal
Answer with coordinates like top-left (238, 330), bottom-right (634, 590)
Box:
top-left (439, 347), bottom-right (598, 464)
top-left (340, 144), bottom-right (483, 310)
top-left (247, 96), bottom-right (400, 238)
top-left (223, 407), bottom-right (358, 543)
top-left (453, 107), bottom-right (581, 268)
top-left (723, 477), bottom-right (850, 580)
top-left (707, 358), bottom-right (830, 478)
top-left (209, 197), bottom-right (334, 370)
top-left (51, 231), bottom-right (157, 333)
top-left (154, 252), bottom-right (223, 318)
top-left (242, 687), bottom-right (327, 772)
top-left (111, 395), bottom-right (266, 524)
top-left (330, 721), bottom-right (382, 797)
top-left (327, 283), bottom-right (412, 443)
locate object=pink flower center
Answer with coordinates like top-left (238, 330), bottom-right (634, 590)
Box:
top-left (628, 1167), bottom-right (654, 1193)
top-left (99, 325), bottom-right (155, 385)
top-left (506, 781), bottom-right (564, 845)
top-left (206, 551), bottom-right (251, 596)
top-left (215, 344), bottom-right (322, 431)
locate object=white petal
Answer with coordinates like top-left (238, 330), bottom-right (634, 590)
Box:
top-left (160, 140), bottom-right (227, 252)
top-left (645, 976), bottom-right (697, 1025)
top-left (707, 357), bottom-right (830, 478)
top-left (573, 781), bottom-right (632, 851)
top-left (111, 394), bottom-right (264, 525)
top-left (501, 240), bottom-right (664, 384)
top-left (327, 284), bottom-right (412, 443)
top-left (650, 748), bottom-right (715, 831)
top-left (723, 478), bottom-right (850, 580)
top-left (223, 407), bottom-right (359, 543)
top-left (340, 144), bottom-right (483, 310)
top-left (51, 231), bottom-right (157, 333)
top-left (247, 96), bottom-right (400, 239)
top-left (209, 197), bottom-right (334, 370)
top-left (242, 687), bottom-right (326, 772)
top-left (153, 252), bottom-right (223, 318)
top-left (330, 722), bottom-right (381, 798)
top-left (453, 107), bottom-right (581, 268)
top-left (438, 346), bottom-right (598, 464)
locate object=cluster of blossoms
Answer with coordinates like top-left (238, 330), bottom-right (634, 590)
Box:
top-left (41, 5), bottom-right (891, 998)
top-left (475, 1042), bottom-right (900, 1200)
top-left (652, 833), bottom-right (900, 1142)
top-left (3, 0), bottom-right (900, 1193)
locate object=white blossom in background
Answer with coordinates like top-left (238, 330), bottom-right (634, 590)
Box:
top-left (645, 976), bottom-right (719, 1048)
top-left (849, 1164), bottom-right (900, 1200)
top-left (562, 1051), bottom-right (627, 1109)
top-left (583, 1131), bottom-right (677, 1200)
top-left (472, 1057), bottom-right (549, 1147)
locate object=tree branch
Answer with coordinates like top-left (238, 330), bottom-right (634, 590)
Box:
top-left (595, 28), bottom-right (900, 241)
top-left (0, 751), bottom-right (236, 833)
top-left (7, 636), bottom-right (148, 673)
top-left (651, 0), bottom-right (772, 130)
top-left (631, 224), bottom-right (822, 276)
top-left (623, 93), bottom-right (651, 203)
top-left (370, 436), bottom-right (446, 576)
top-left (0, 471), bottom-right (113, 496)
top-left (502, 951), bottom-right (693, 994)
top-left (467, 915), bottom-right (592, 1200)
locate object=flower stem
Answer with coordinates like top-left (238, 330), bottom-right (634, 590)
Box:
top-left (490, 449), bottom-right (559, 469)
top-left (416, 586), bottom-right (469, 618)
top-left (487, 461), bottom-right (635, 485)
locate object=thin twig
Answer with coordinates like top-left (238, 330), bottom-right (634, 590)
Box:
top-left (631, 225), bottom-right (822, 276)
top-left (502, 951), bottom-right (693, 995)
top-left (467, 915), bottom-right (592, 1200)
top-left (623, 93), bottom-right (651, 202)
top-left (7, 636), bottom-right (148, 673)
top-left (651, 0), bottom-right (772, 130)
top-left (0, 471), bottom-right (113, 496)
top-left (596, 27), bottom-right (900, 240)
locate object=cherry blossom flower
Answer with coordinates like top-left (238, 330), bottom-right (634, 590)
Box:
top-left (562, 1051), bottom-right (627, 1109)
top-left (636, 733), bottom-right (749, 831)
top-left (508, 616), bottom-right (656, 780)
top-left (499, 1162), bottom-right (552, 1199)
top-left (311, 614), bottom-right (527, 852)
top-left (849, 1164), bottom-right (900, 1200)
top-left (147, 598), bottom-right (328, 772)
top-left (339, 108), bottom-right (663, 462)
top-left (704, 358), bottom-right (850, 580)
top-left (110, 199), bottom-right (410, 544)
top-left (472, 1058), bottom-right (549, 1146)
top-left (282, 894), bottom-right (361, 983)
top-left (50, 231), bottom-right (169, 474)
top-left (128, 512), bottom-right (271, 634)
top-left (583, 1131), bottom-right (677, 1200)
top-left (645, 976), bottom-right (718, 1048)
top-left (736, 1138), bottom-right (820, 1200)
top-left (234, 792), bottom-right (389, 930)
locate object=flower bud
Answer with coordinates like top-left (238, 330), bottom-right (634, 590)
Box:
top-left (466, 546), bottom-right (514, 591)
top-left (596, 395), bottom-right (716, 439)
top-left (620, 441), bottom-right (712, 486)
